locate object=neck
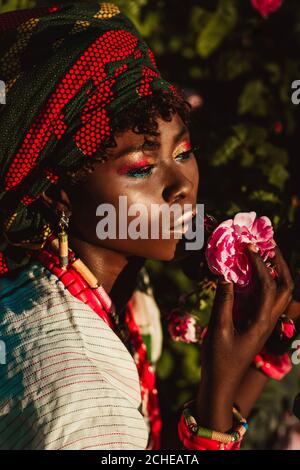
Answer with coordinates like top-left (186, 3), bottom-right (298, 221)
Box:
top-left (68, 234), bottom-right (145, 314)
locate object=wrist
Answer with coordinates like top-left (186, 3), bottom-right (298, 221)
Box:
top-left (195, 374), bottom-right (234, 432)
top-left (178, 400), bottom-right (248, 450)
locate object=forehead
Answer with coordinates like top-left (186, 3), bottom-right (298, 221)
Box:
top-left (111, 113), bottom-right (187, 150)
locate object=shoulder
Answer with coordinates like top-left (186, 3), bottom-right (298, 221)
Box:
top-left (0, 259), bottom-right (139, 383)
top-left (0, 261), bottom-right (147, 449)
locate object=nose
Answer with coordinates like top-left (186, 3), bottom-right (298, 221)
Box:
top-left (162, 165), bottom-right (194, 205)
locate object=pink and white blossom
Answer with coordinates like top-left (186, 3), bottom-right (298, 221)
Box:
top-left (205, 211), bottom-right (276, 286)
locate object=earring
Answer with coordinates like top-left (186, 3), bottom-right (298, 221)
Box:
top-left (58, 210), bottom-right (70, 269)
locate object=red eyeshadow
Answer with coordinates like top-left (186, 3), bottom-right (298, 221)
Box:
top-left (117, 159), bottom-right (151, 175)
top-left (181, 141), bottom-right (191, 152)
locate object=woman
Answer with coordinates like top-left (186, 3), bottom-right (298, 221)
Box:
top-left (0, 1), bottom-right (296, 450)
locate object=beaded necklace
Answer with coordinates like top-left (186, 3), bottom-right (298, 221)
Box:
top-left (35, 233), bottom-right (162, 450)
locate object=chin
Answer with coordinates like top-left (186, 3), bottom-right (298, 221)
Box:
top-left (111, 238), bottom-right (181, 261)
top-left (144, 240), bottom-right (180, 261)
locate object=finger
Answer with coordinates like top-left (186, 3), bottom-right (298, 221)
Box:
top-left (284, 300), bottom-right (300, 324)
top-left (272, 245), bottom-right (293, 289)
top-left (246, 244), bottom-right (276, 329)
top-left (270, 246), bottom-right (294, 322)
top-left (209, 277), bottom-right (234, 331)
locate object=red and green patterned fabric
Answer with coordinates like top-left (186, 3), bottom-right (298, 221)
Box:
top-left (0, 1), bottom-right (177, 276)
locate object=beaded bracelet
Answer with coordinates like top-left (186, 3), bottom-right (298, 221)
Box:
top-left (178, 399), bottom-right (248, 450)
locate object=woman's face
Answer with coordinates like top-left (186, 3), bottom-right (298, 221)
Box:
top-left (65, 112), bottom-right (199, 261)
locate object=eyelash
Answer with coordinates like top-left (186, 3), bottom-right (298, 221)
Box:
top-left (125, 146), bottom-right (199, 179)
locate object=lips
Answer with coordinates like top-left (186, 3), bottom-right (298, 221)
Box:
top-left (169, 207), bottom-right (197, 233)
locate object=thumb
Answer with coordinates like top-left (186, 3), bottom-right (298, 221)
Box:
top-left (209, 277), bottom-right (234, 330)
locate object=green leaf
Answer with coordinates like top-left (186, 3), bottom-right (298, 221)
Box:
top-left (137, 11), bottom-right (163, 38)
top-left (249, 190), bottom-right (280, 204)
top-left (226, 202), bottom-right (243, 216)
top-left (256, 143), bottom-right (289, 166)
top-left (268, 163), bottom-right (289, 190)
top-left (0, 0), bottom-right (35, 12)
top-left (264, 62), bottom-right (281, 84)
top-left (211, 135), bottom-right (241, 166)
top-left (189, 5), bottom-right (211, 32)
top-left (240, 148), bottom-right (254, 167)
top-left (216, 50), bottom-right (252, 80)
top-left (156, 349), bottom-right (174, 380)
top-left (196, 0), bottom-right (238, 58)
top-left (181, 345), bottom-right (201, 383)
top-left (238, 80), bottom-right (269, 116)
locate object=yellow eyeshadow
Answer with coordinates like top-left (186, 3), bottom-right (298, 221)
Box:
top-left (173, 140), bottom-right (191, 158)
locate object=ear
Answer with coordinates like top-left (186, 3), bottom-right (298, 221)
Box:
top-left (40, 187), bottom-right (72, 217)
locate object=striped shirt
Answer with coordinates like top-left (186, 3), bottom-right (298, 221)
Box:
top-left (0, 259), bottom-right (162, 450)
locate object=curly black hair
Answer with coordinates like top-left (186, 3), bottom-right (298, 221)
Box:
top-left (62, 88), bottom-right (192, 189)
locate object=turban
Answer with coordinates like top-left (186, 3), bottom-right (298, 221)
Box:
top-left (0, 1), bottom-right (177, 276)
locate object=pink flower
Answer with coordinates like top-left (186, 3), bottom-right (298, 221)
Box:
top-left (205, 211), bottom-right (276, 287)
top-left (167, 309), bottom-right (202, 343)
top-left (251, 0), bottom-right (283, 18)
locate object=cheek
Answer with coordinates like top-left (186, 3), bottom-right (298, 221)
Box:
top-left (95, 169), bottom-right (163, 214)
top-left (188, 157), bottom-right (200, 189)
top-left (68, 173), bottom-right (183, 260)
top-left (69, 171), bottom-right (161, 241)
top-left (68, 172), bottom-right (118, 240)
top-left (78, 170), bottom-right (122, 209)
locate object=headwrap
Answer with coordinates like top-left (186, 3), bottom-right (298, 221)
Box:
top-left (0, 1), bottom-right (177, 276)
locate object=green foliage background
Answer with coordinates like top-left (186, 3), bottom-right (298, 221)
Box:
top-left (1, 0), bottom-right (300, 449)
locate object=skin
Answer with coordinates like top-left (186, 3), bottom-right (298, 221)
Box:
top-left (41, 112), bottom-right (296, 438)
top-left (43, 113), bottom-right (199, 312)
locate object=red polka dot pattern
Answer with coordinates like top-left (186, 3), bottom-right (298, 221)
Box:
top-left (168, 83), bottom-right (180, 98)
top-left (44, 167), bottom-right (59, 184)
top-left (0, 2), bottom-right (178, 277)
top-left (4, 29), bottom-right (140, 189)
top-left (147, 48), bottom-right (157, 69)
top-left (136, 66), bottom-right (160, 97)
top-left (0, 252), bottom-right (8, 274)
top-left (114, 63), bottom-right (128, 77)
top-left (20, 195), bottom-right (37, 206)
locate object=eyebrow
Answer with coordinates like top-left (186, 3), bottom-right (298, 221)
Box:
top-left (113, 124), bottom-right (189, 160)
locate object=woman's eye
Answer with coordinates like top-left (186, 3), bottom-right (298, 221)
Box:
top-left (175, 146), bottom-right (200, 162)
top-left (175, 149), bottom-right (194, 162)
top-left (126, 165), bottom-right (154, 178)
top-left (175, 151), bottom-right (191, 161)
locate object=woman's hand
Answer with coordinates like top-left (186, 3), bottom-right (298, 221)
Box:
top-left (283, 298), bottom-right (300, 330)
top-left (195, 244), bottom-right (294, 432)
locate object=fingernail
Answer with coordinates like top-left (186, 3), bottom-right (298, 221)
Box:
top-left (248, 243), bottom-right (259, 253)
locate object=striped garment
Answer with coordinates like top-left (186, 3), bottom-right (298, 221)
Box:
top-left (0, 259), bottom-right (162, 450)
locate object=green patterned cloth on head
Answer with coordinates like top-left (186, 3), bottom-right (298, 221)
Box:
top-left (0, 1), bottom-right (177, 276)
